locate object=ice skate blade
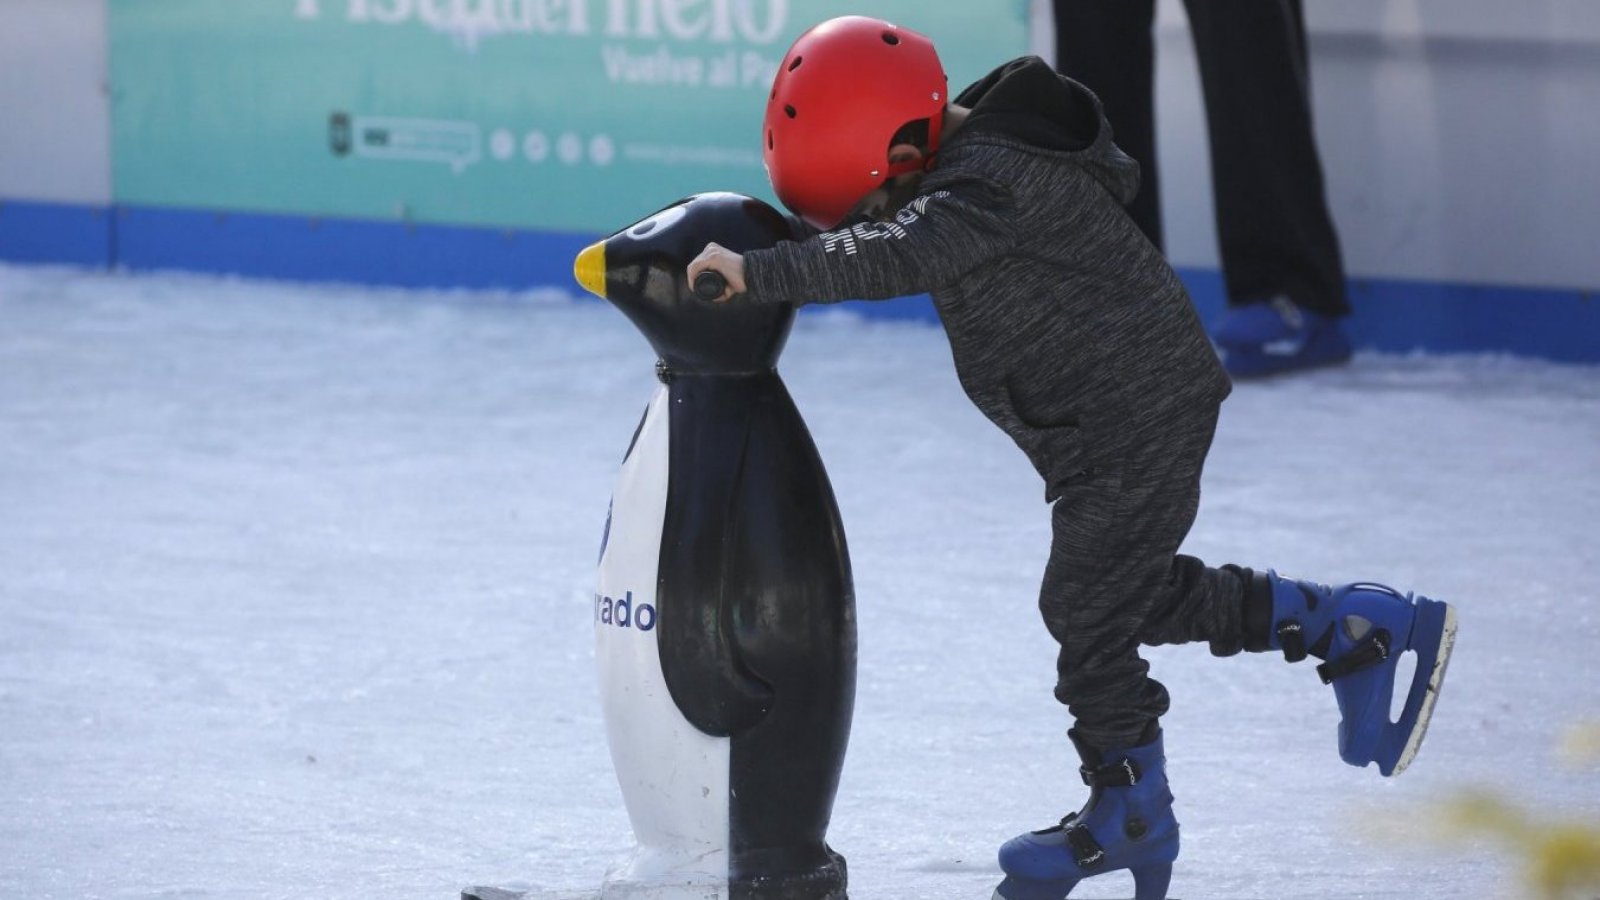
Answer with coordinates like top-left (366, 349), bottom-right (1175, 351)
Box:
top-left (1389, 601), bottom-right (1457, 776)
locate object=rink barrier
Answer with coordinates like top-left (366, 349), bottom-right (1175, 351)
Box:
top-left (0, 199), bottom-right (114, 268)
top-left (112, 203), bottom-right (594, 290)
top-left (1, 198), bottom-right (1595, 364)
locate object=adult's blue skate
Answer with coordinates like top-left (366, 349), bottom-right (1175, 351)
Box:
top-left (994, 725), bottom-right (1178, 900)
top-left (1261, 571), bottom-right (1458, 775)
top-left (1212, 295), bottom-right (1351, 378)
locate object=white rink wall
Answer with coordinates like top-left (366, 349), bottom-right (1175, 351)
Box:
top-left (1148, 0), bottom-right (1600, 291)
top-left (0, 0), bottom-right (110, 205)
top-left (1032, 0), bottom-right (1600, 291)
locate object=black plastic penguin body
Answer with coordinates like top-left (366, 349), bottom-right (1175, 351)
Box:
top-left (578, 192), bottom-right (856, 900)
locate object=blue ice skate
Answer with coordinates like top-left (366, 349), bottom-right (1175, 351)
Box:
top-left (994, 725), bottom-right (1178, 900)
top-left (1263, 571), bottom-right (1458, 775)
top-left (1212, 296), bottom-right (1351, 378)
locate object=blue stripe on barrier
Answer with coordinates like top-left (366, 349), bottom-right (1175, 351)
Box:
top-left (113, 204), bottom-right (593, 291)
top-left (3, 198), bottom-right (1595, 363)
top-left (0, 199), bottom-right (114, 267)
top-left (1173, 267), bottom-right (1598, 365)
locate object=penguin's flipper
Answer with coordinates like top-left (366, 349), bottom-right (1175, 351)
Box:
top-left (656, 578), bottom-right (775, 737)
top-left (656, 377), bottom-right (777, 738)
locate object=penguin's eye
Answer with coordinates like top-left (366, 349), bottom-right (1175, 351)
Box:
top-left (628, 205), bottom-right (687, 239)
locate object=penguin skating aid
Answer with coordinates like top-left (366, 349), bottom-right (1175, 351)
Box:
top-left (467, 193), bottom-right (857, 900)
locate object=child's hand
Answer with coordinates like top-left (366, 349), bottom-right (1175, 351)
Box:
top-left (687, 243), bottom-right (747, 302)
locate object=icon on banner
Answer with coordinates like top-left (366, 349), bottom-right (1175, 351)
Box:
top-left (328, 112), bottom-right (352, 156)
top-left (490, 128), bottom-right (515, 161)
top-left (557, 132), bottom-right (583, 165)
top-left (523, 131), bottom-right (549, 163)
top-left (349, 116), bottom-right (481, 173)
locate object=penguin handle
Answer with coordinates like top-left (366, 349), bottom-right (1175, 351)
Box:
top-left (693, 270), bottom-right (728, 302)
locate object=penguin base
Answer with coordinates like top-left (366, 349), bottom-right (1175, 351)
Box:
top-left (461, 888), bottom-right (595, 900)
top-left (461, 888), bottom-right (533, 900)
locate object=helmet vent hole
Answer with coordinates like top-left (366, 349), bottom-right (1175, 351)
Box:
top-left (881, 31), bottom-right (899, 45)
top-left (767, 130), bottom-right (773, 150)
top-left (784, 104), bottom-right (796, 119)
top-left (788, 56), bottom-right (803, 71)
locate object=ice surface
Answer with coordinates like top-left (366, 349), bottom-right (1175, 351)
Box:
top-left (1, 263), bottom-right (1596, 900)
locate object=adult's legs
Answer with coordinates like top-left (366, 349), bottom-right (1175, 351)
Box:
top-left (1182, 0), bottom-right (1349, 316)
top-left (1053, 0), bottom-right (1164, 249)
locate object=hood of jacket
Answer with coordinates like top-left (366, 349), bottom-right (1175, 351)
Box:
top-left (951, 56), bottom-right (1140, 204)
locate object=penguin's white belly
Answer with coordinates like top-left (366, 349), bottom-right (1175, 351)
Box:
top-left (594, 385), bottom-right (730, 898)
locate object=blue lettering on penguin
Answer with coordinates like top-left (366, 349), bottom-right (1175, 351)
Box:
top-left (597, 500), bottom-right (613, 564)
top-left (594, 590), bottom-right (656, 632)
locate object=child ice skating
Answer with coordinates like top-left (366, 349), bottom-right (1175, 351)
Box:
top-left (687, 17), bottom-right (1457, 900)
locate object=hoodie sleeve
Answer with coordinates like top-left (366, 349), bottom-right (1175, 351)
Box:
top-left (744, 174), bottom-right (1016, 306)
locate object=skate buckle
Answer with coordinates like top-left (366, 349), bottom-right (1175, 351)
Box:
top-left (1315, 629), bottom-right (1390, 684)
top-left (1080, 757), bottom-right (1141, 787)
top-left (1276, 619), bottom-right (1308, 663)
top-left (1064, 822), bottom-right (1107, 869)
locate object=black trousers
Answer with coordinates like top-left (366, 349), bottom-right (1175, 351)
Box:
top-left (1039, 407), bottom-right (1251, 750)
top-left (1054, 0), bottom-right (1350, 317)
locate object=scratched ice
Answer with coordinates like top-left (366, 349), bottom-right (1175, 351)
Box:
top-left (1, 263), bottom-right (1596, 900)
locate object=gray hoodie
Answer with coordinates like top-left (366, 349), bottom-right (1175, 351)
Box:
top-left (744, 57), bottom-right (1231, 501)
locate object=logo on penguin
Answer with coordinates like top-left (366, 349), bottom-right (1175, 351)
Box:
top-left (594, 590), bottom-right (657, 632)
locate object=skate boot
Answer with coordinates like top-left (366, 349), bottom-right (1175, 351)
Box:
top-left (1255, 570), bottom-right (1458, 775)
top-left (1212, 295), bottom-right (1352, 378)
top-left (994, 724), bottom-right (1178, 900)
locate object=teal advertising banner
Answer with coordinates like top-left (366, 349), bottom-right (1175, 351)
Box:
top-left (109, 1), bottom-right (1029, 233)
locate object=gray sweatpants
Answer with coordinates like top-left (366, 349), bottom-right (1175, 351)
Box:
top-left (1039, 405), bottom-right (1250, 749)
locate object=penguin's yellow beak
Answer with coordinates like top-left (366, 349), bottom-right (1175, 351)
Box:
top-left (573, 241), bottom-right (606, 299)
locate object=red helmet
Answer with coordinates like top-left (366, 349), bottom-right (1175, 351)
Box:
top-left (764, 16), bottom-right (948, 230)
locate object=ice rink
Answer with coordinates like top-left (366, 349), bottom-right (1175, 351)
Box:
top-left (2, 263), bottom-right (1597, 899)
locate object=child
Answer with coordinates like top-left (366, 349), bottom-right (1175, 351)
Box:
top-left (687, 17), bottom-right (1456, 900)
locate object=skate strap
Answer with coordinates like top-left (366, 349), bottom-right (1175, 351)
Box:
top-left (1063, 821), bottom-right (1107, 870)
top-left (1079, 757), bottom-right (1140, 788)
top-left (1315, 630), bottom-right (1390, 684)
top-left (1276, 620), bottom-right (1308, 663)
